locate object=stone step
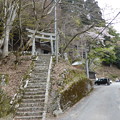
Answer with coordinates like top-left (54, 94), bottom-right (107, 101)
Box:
top-left (24, 91), bottom-right (45, 95)
top-left (37, 56), bottom-right (50, 59)
top-left (30, 77), bottom-right (47, 81)
top-left (29, 82), bottom-right (46, 85)
top-left (34, 63), bottom-right (49, 67)
top-left (32, 69), bottom-right (48, 73)
top-left (23, 94), bottom-right (45, 99)
top-left (25, 88), bottom-right (46, 92)
top-left (14, 115), bottom-right (42, 120)
top-left (30, 73), bottom-right (47, 78)
top-left (29, 77), bottom-right (47, 81)
top-left (34, 64), bottom-right (49, 67)
top-left (23, 80), bottom-right (47, 86)
top-left (36, 56), bottom-right (50, 59)
top-left (16, 111), bottom-right (43, 116)
top-left (26, 86), bottom-right (45, 89)
top-left (33, 69), bottom-right (48, 72)
top-left (35, 59), bottom-right (50, 65)
top-left (34, 63), bottom-right (49, 66)
top-left (36, 56), bottom-right (50, 60)
top-left (27, 83), bottom-right (46, 88)
top-left (34, 66), bottom-right (49, 70)
top-left (32, 69), bottom-right (48, 75)
top-left (17, 106), bottom-right (44, 112)
top-left (14, 55), bottom-right (51, 120)
top-left (36, 59), bottom-right (50, 62)
top-left (22, 98), bottom-right (45, 103)
top-left (29, 79), bottom-right (47, 83)
top-left (31, 72), bottom-right (48, 76)
top-left (19, 102), bottom-right (44, 107)
top-left (28, 82), bottom-right (46, 86)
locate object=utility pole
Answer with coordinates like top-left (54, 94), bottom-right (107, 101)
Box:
top-left (55, 0), bottom-right (58, 63)
top-left (85, 48), bottom-right (89, 78)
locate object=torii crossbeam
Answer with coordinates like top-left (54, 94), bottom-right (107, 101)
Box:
top-left (26, 28), bottom-right (56, 55)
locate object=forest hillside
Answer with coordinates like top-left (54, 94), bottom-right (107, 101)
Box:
top-left (0, 0), bottom-right (120, 119)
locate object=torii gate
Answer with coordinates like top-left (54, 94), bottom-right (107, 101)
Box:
top-left (26, 28), bottom-right (56, 55)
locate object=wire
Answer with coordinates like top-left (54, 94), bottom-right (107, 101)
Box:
top-left (93, 11), bottom-right (120, 41)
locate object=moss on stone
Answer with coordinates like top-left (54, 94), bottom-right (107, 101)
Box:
top-left (59, 69), bottom-right (93, 111)
top-left (60, 78), bottom-right (92, 110)
top-left (59, 69), bottom-right (86, 91)
top-left (0, 74), bottom-right (9, 85)
top-left (0, 89), bottom-right (13, 118)
top-left (22, 60), bottom-right (34, 81)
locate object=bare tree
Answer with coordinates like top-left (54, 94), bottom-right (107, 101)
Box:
top-left (0, 0), bottom-right (18, 58)
top-left (0, 0), bottom-right (58, 58)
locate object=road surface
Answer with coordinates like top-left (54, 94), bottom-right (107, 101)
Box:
top-left (50, 82), bottom-right (120, 120)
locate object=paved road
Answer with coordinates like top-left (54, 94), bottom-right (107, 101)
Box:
top-left (50, 82), bottom-right (120, 120)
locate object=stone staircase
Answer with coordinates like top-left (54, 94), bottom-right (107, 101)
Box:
top-left (14, 54), bottom-right (51, 120)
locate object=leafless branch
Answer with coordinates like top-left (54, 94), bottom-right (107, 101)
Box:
top-left (63, 24), bottom-right (95, 52)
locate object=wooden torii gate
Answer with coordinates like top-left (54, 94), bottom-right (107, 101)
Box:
top-left (26, 28), bottom-right (56, 55)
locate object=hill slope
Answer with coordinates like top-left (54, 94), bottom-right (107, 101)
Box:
top-left (95, 65), bottom-right (120, 80)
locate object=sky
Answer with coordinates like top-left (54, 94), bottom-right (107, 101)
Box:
top-left (96, 0), bottom-right (120, 33)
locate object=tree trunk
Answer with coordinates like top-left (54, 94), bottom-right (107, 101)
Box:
top-left (2, 27), bottom-right (10, 57)
top-left (1, 0), bottom-right (18, 58)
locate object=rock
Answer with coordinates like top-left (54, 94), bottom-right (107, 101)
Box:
top-left (53, 109), bottom-right (63, 117)
top-left (15, 103), bottom-right (19, 108)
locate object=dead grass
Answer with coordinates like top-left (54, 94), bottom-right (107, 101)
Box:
top-left (95, 65), bottom-right (120, 80)
top-left (0, 54), bottom-right (32, 97)
top-left (51, 60), bottom-right (78, 91)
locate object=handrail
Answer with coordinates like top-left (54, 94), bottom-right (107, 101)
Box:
top-left (42, 56), bottom-right (53, 120)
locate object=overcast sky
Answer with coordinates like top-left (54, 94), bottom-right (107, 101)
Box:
top-left (96, 0), bottom-right (120, 33)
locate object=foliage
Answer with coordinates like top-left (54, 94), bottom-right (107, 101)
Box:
top-left (72, 16), bottom-right (82, 26)
top-left (88, 26), bottom-right (120, 69)
top-left (0, 89), bottom-right (13, 118)
top-left (89, 47), bottom-right (116, 66)
top-left (114, 46), bottom-right (120, 68)
top-left (63, 69), bottom-right (86, 85)
top-left (109, 27), bottom-right (120, 43)
top-left (106, 27), bottom-right (120, 68)
top-left (101, 49), bottom-right (116, 66)
top-left (109, 27), bottom-right (120, 38)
